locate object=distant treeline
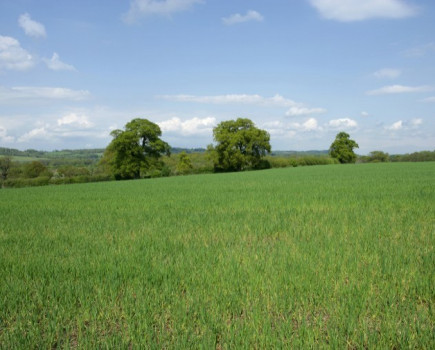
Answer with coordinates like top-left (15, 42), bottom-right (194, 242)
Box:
top-left (0, 147), bottom-right (206, 158)
top-left (1, 147), bottom-right (435, 189)
top-left (0, 147), bottom-right (104, 159)
top-left (390, 150), bottom-right (435, 162)
top-left (358, 150), bottom-right (435, 163)
top-left (271, 150), bottom-right (329, 157)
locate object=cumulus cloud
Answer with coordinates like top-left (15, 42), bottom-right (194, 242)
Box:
top-left (328, 118), bottom-right (358, 129)
top-left (222, 10), bottom-right (264, 25)
top-left (0, 35), bottom-right (35, 71)
top-left (44, 53), bottom-right (76, 71)
top-left (361, 111), bottom-right (370, 117)
top-left (18, 13), bottom-right (46, 38)
top-left (373, 68), bottom-right (401, 79)
top-left (159, 94), bottom-right (299, 107)
top-left (299, 118), bottom-right (320, 131)
top-left (309, 0), bottom-right (418, 22)
top-left (57, 113), bottom-right (93, 128)
top-left (18, 127), bottom-right (49, 143)
top-left (0, 86), bottom-right (90, 103)
top-left (386, 120), bottom-right (403, 130)
top-left (366, 85), bottom-right (432, 95)
top-left (123, 0), bottom-right (203, 22)
top-left (158, 116), bottom-right (216, 135)
top-left (262, 118), bottom-right (322, 136)
top-left (286, 106), bottom-right (326, 117)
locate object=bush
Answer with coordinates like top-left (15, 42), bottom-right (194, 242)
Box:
top-left (253, 159), bottom-right (271, 170)
top-left (3, 176), bottom-right (51, 188)
top-left (23, 161), bottom-right (51, 178)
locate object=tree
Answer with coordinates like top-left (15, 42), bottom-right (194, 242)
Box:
top-left (208, 118), bottom-right (271, 172)
top-left (103, 118), bottom-right (170, 180)
top-left (329, 132), bottom-right (359, 164)
top-left (367, 151), bottom-right (389, 163)
top-left (176, 152), bottom-right (193, 174)
top-left (0, 156), bottom-right (12, 181)
top-left (23, 161), bottom-right (51, 178)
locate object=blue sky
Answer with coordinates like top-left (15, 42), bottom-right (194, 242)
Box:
top-left (0, 0), bottom-right (434, 154)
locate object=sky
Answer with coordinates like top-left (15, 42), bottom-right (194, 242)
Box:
top-left (0, 0), bottom-right (434, 154)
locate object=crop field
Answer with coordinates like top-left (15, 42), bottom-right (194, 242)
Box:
top-left (0, 162), bottom-right (434, 348)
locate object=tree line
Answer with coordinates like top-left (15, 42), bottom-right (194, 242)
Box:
top-left (99, 118), bottom-right (357, 180)
top-left (1, 117), bottom-right (434, 188)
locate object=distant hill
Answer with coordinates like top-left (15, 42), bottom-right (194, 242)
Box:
top-left (1, 146), bottom-right (330, 158)
top-left (271, 150), bottom-right (329, 157)
top-left (171, 147), bottom-right (206, 154)
top-left (0, 147), bottom-right (104, 160)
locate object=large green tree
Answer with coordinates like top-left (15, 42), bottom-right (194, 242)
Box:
top-left (329, 132), bottom-right (359, 164)
top-left (103, 118), bottom-right (170, 180)
top-left (208, 118), bottom-right (271, 172)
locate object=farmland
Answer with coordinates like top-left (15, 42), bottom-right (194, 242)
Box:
top-left (0, 162), bottom-right (434, 348)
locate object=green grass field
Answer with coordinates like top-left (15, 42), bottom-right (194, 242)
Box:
top-left (1, 162), bottom-right (434, 348)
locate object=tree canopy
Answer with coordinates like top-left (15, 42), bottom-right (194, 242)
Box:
top-left (208, 118), bottom-right (271, 172)
top-left (329, 132), bottom-right (359, 164)
top-left (103, 118), bottom-right (170, 180)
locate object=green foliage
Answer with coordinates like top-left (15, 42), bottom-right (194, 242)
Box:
top-left (390, 150), bottom-right (435, 162)
top-left (359, 151), bottom-right (390, 163)
top-left (0, 156), bottom-right (12, 181)
top-left (0, 163), bottom-right (433, 348)
top-left (266, 155), bottom-right (339, 168)
top-left (23, 161), bottom-right (52, 178)
top-left (208, 118), bottom-right (271, 172)
top-left (162, 152), bottom-right (214, 175)
top-left (57, 165), bottom-right (90, 177)
top-left (3, 176), bottom-right (52, 188)
top-left (329, 132), bottom-right (359, 164)
top-left (176, 152), bottom-right (193, 174)
top-left (103, 118), bottom-right (171, 180)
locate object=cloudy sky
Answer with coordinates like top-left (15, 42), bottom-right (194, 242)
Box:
top-left (0, 0), bottom-right (434, 154)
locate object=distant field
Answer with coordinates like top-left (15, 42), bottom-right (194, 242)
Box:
top-left (0, 163), bottom-right (434, 348)
top-left (8, 156), bottom-right (51, 163)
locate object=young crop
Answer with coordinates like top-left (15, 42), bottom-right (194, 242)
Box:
top-left (0, 162), bottom-right (433, 348)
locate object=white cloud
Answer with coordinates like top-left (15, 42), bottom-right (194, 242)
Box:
top-left (410, 118), bottom-right (422, 127)
top-left (309, 0), bottom-right (418, 22)
top-left (386, 120), bottom-right (403, 130)
top-left (18, 127), bottom-right (49, 142)
top-left (159, 116), bottom-right (216, 135)
top-left (0, 125), bottom-right (15, 143)
top-left (0, 86), bottom-right (91, 103)
top-left (361, 111), bottom-right (370, 117)
top-left (159, 94), bottom-right (299, 107)
top-left (18, 13), bottom-right (46, 38)
top-left (300, 118), bottom-right (320, 131)
top-left (262, 118), bottom-right (322, 135)
top-left (44, 53), bottom-right (76, 71)
top-left (222, 10), bottom-right (264, 25)
top-left (286, 106), bottom-right (326, 117)
top-left (0, 35), bottom-right (35, 71)
top-left (328, 118), bottom-right (358, 129)
top-left (373, 68), bottom-right (401, 79)
top-left (57, 113), bottom-right (93, 128)
top-left (367, 85), bottom-right (432, 95)
top-left (123, 0), bottom-right (203, 22)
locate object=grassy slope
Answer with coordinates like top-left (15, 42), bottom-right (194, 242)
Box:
top-left (0, 163), bottom-right (434, 348)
